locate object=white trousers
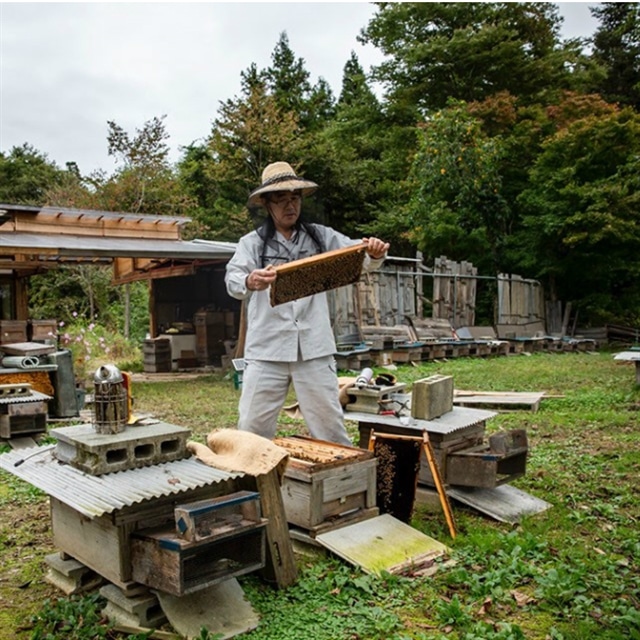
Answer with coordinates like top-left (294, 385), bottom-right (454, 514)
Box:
top-left (237, 356), bottom-right (352, 446)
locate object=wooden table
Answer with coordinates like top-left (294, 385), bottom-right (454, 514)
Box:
top-left (614, 350), bottom-right (640, 385)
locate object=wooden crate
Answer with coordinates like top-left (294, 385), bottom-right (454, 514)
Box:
top-left (270, 244), bottom-right (366, 306)
top-left (356, 419), bottom-right (485, 487)
top-left (0, 394), bottom-right (49, 438)
top-left (274, 436), bottom-right (378, 535)
top-left (445, 429), bottom-right (528, 488)
top-left (0, 321), bottom-right (27, 345)
top-left (131, 519), bottom-right (266, 596)
top-left (174, 491), bottom-right (262, 542)
top-left (194, 311), bottom-right (227, 365)
top-left (29, 319), bottom-right (58, 342)
top-left (142, 339), bottom-right (171, 373)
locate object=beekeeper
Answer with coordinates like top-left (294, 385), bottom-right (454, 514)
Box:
top-left (225, 161), bottom-right (389, 445)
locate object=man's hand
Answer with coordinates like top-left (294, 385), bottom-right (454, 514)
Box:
top-left (246, 265), bottom-right (277, 291)
top-left (362, 237), bottom-right (390, 260)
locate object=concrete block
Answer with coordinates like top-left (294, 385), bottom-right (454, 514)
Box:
top-left (100, 583), bottom-right (167, 628)
top-left (44, 552), bottom-right (105, 595)
top-left (411, 375), bottom-right (454, 420)
top-left (50, 421), bottom-right (190, 475)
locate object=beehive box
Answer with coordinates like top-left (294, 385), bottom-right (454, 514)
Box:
top-left (270, 244), bottom-right (366, 306)
top-left (0, 321), bottom-right (28, 345)
top-left (274, 436), bottom-right (378, 536)
top-left (174, 491), bottom-right (262, 542)
top-left (131, 515), bottom-right (267, 597)
top-left (28, 319), bottom-right (58, 342)
top-left (142, 339), bottom-right (171, 373)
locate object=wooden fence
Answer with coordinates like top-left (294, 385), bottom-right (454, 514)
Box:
top-left (329, 255), bottom-right (546, 338)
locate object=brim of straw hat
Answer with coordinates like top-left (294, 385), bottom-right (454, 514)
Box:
top-left (247, 177), bottom-right (318, 208)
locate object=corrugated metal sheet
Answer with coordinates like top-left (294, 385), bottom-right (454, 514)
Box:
top-left (0, 447), bottom-right (243, 519)
top-left (0, 233), bottom-right (236, 260)
top-left (0, 203), bottom-right (189, 225)
top-left (0, 390), bottom-right (51, 405)
top-left (344, 406), bottom-right (497, 435)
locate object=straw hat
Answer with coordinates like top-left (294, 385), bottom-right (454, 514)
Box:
top-left (247, 161), bottom-right (318, 207)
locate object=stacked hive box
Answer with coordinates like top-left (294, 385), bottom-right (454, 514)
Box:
top-left (0, 321), bottom-right (27, 345)
top-left (274, 436), bottom-right (378, 538)
top-left (142, 339), bottom-right (171, 373)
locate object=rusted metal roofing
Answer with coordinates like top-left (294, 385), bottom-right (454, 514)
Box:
top-left (0, 232), bottom-right (237, 261)
top-left (0, 447), bottom-right (243, 518)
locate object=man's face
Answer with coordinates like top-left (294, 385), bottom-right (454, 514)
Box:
top-left (266, 191), bottom-right (302, 232)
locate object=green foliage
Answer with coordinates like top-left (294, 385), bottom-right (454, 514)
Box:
top-left (242, 559), bottom-right (413, 639)
top-left (360, 2), bottom-right (577, 112)
top-left (590, 2), bottom-right (640, 109)
top-left (28, 267), bottom-right (150, 343)
top-left (405, 101), bottom-right (508, 271)
top-left (0, 143), bottom-right (65, 205)
top-left (516, 106), bottom-right (640, 323)
top-left (57, 319), bottom-right (142, 385)
top-left (29, 594), bottom-right (109, 639)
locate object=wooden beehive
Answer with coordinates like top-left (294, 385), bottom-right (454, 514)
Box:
top-left (131, 518), bottom-right (267, 597)
top-left (274, 435), bottom-right (378, 535)
top-left (270, 243), bottom-right (366, 306)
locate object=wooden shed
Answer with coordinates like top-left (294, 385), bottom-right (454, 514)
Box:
top-left (0, 203), bottom-right (239, 355)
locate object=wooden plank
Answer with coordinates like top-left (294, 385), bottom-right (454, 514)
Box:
top-left (255, 469), bottom-right (298, 588)
top-left (316, 514), bottom-right (449, 576)
top-left (453, 390), bottom-right (545, 412)
top-left (51, 497), bottom-right (130, 586)
top-left (270, 243), bottom-right (366, 306)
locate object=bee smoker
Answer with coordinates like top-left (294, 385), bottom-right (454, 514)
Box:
top-left (92, 364), bottom-right (128, 434)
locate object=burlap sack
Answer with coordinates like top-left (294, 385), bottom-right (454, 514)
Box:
top-left (187, 428), bottom-right (289, 478)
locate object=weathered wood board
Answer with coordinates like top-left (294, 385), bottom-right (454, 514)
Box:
top-left (316, 513), bottom-right (449, 576)
top-left (270, 243), bottom-right (366, 306)
top-left (453, 390), bottom-right (546, 412)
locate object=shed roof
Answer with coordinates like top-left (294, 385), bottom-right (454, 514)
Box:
top-left (0, 232), bottom-right (237, 261)
top-left (0, 203), bottom-right (237, 281)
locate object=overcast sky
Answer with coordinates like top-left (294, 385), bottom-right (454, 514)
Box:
top-left (0, 2), bottom-right (600, 176)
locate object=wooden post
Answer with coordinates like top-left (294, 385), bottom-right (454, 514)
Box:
top-left (421, 431), bottom-right (456, 539)
top-left (255, 469), bottom-right (298, 589)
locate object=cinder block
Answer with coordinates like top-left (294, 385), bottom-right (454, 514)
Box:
top-left (44, 552), bottom-right (105, 595)
top-left (100, 583), bottom-right (167, 628)
top-left (411, 375), bottom-right (454, 420)
top-left (49, 422), bottom-right (190, 475)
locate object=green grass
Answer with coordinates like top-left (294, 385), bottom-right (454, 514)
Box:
top-left (4, 350), bottom-right (639, 639)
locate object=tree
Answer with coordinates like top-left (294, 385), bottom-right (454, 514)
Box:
top-left (359, 2), bottom-right (583, 114)
top-left (590, 2), bottom-right (640, 109)
top-left (178, 77), bottom-right (307, 241)
top-left (516, 106), bottom-right (640, 324)
top-left (266, 32), bottom-right (335, 131)
top-left (0, 144), bottom-right (65, 205)
top-left (403, 101), bottom-right (509, 273)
